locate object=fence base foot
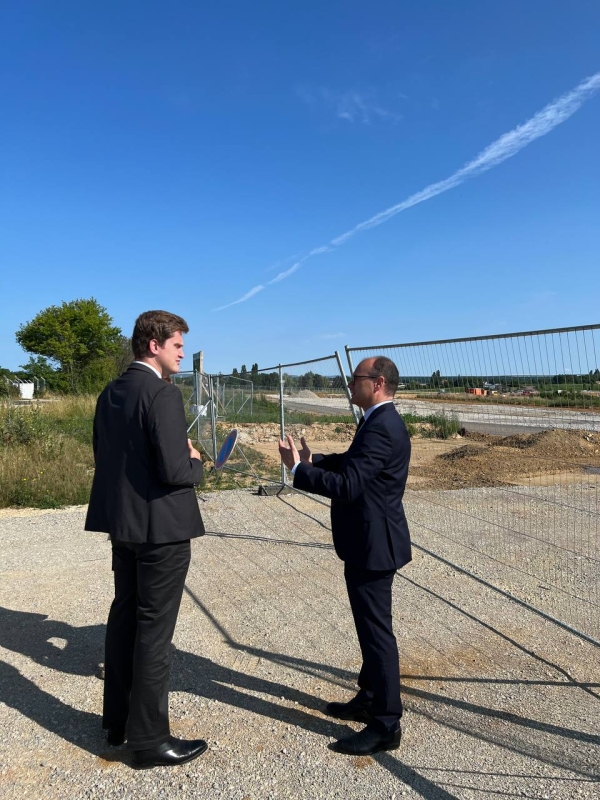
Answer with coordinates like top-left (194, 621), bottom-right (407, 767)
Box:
top-left (257, 484), bottom-right (295, 496)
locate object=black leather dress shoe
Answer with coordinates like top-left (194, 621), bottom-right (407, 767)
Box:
top-left (106, 727), bottom-right (126, 746)
top-left (330, 723), bottom-right (401, 755)
top-left (132, 736), bottom-right (208, 769)
top-left (325, 696), bottom-right (373, 723)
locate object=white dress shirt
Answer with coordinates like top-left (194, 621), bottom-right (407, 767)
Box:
top-left (133, 360), bottom-right (163, 380)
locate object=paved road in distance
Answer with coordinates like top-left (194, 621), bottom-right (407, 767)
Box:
top-left (284, 396), bottom-right (600, 435)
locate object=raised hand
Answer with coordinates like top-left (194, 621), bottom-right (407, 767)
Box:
top-left (278, 434), bottom-right (300, 470)
top-left (298, 436), bottom-right (312, 463)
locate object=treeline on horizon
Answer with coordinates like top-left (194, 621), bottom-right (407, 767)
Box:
top-left (222, 365), bottom-right (600, 393)
top-left (2, 297), bottom-right (599, 398)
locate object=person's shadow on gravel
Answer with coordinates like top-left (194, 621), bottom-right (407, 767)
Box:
top-left (0, 660), bottom-right (101, 756)
top-left (0, 605), bottom-right (104, 677)
top-left (0, 604), bottom-right (353, 763)
top-left (0, 606), bottom-right (106, 755)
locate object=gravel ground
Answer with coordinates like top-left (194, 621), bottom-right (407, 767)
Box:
top-left (0, 489), bottom-right (599, 800)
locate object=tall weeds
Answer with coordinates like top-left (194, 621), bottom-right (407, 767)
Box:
top-left (0, 399), bottom-right (96, 508)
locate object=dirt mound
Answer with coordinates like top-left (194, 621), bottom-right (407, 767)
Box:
top-left (414, 429), bottom-right (600, 490)
top-left (440, 445), bottom-right (487, 461)
top-left (496, 429), bottom-right (600, 458)
top-left (294, 389), bottom-right (320, 399)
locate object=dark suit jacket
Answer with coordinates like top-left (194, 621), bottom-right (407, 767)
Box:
top-left (85, 363), bottom-right (205, 544)
top-left (293, 403), bottom-right (411, 571)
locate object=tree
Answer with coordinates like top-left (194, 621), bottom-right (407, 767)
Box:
top-left (16, 298), bottom-right (122, 393)
top-left (110, 335), bottom-right (132, 375)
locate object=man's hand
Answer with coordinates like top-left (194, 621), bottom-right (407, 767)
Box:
top-left (188, 438), bottom-right (201, 461)
top-left (278, 434), bottom-right (300, 470)
top-left (298, 436), bottom-right (312, 464)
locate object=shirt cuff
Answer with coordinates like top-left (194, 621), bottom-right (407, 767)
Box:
top-left (291, 461), bottom-right (300, 476)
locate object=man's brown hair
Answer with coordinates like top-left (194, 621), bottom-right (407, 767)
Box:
top-left (132, 310), bottom-right (189, 359)
top-left (372, 356), bottom-right (399, 396)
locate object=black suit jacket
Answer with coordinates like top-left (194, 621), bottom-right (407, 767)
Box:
top-left (293, 403), bottom-right (411, 571)
top-left (85, 363), bottom-right (205, 544)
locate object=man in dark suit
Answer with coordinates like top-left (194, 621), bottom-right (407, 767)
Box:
top-left (85, 310), bottom-right (207, 769)
top-left (279, 356), bottom-right (411, 756)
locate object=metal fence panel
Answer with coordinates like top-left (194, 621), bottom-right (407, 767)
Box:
top-left (348, 324), bottom-right (600, 644)
top-left (200, 354), bottom-right (356, 489)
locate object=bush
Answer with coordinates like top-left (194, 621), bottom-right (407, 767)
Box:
top-left (426, 412), bottom-right (461, 439)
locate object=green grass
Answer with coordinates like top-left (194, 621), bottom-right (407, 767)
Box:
top-left (402, 411), bottom-right (461, 439)
top-left (0, 398), bottom-right (96, 508)
top-left (413, 390), bottom-right (600, 409)
top-left (0, 395), bottom-right (464, 509)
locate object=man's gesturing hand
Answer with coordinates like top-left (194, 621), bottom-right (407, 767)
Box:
top-left (298, 436), bottom-right (312, 464)
top-left (188, 438), bottom-right (202, 461)
top-left (278, 434), bottom-right (300, 470)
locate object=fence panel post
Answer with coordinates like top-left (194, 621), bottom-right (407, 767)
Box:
top-left (279, 365), bottom-right (286, 486)
top-left (336, 350), bottom-right (360, 425)
top-left (209, 375), bottom-right (218, 462)
top-left (194, 370), bottom-right (201, 444)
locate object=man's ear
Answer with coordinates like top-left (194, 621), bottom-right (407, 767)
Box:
top-left (147, 339), bottom-right (160, 356)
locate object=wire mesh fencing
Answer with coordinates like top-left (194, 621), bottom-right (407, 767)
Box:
top-left (188, 354), bottom-right (356, 491)
top-left (172, 371), bottom-right (214, 463)
top-left (347, 324), bottom-right (600, 644)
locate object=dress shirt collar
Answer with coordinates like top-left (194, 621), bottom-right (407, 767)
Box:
top-left (132, 360), bottom-right (163, 380)
top-left (362, 399), bottom-right (394, 423)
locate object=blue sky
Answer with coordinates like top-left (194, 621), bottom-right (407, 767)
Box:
top-left (1, 1), bottom-right (599, 374)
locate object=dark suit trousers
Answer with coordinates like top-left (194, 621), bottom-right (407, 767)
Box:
top-left (103, 540), bottom-right (191, 749)
top-left (344, 564), bottom-right (402, 731)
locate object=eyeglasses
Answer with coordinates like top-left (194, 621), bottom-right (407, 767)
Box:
top-left (349, 374), bottom-right (379, 383)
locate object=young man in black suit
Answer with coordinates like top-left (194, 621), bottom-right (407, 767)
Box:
top-left (279, 356), bottom-right (411, 756)
top-left (85, 310), bottom-right (207, 769)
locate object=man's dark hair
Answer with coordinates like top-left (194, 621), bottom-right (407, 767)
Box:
top-left (372, 356), bottom-right (399, 396)
top-left (132, 310), bottom-right (189, 359)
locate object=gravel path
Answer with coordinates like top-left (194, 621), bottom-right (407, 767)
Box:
top-left (0, 490), bottom-right (599, 799)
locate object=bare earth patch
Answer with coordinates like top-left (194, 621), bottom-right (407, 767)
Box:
top-left (411, 428), bottom-right (600, 489)
top-left (223, 423), bottom-right (600, 492)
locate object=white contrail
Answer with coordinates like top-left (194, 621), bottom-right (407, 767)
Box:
top-left (331, 71), bottom-right (600, 245)
top-left (267, 262), bottom-right (301, 284)
top-left (213, 284), bottom-right (264, 311)
top-left (215, 72), bottom-right (600, 309)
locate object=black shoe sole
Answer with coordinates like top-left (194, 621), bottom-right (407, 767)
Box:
top-left (132, 742), bottom-right (208, 770)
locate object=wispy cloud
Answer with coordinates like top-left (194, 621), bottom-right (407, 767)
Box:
top-left (318, 332), bottom-right (346, 339)
top-left (335, 91), bottom-right (402, 124)
top-left (216, 72), bottom-right (600, 311)
top-left (213, 284), bottom-right (264, 312)
top-left (296, 85), bottom-right (403, 125)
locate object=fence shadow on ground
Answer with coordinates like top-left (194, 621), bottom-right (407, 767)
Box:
top-left (1, 577), bottom-right (598, 790)
top-left (184, 587), bottom-right (600, 784)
